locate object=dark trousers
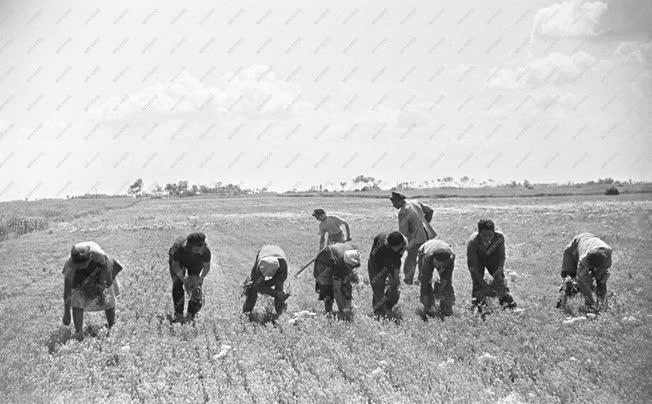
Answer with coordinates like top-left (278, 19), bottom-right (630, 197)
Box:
top-left (368, 262), bottom-right (400, 316)
top-left (317, 281), bottom-right (352, 319)
top-left (403, 243), bottom-right (421, 284)
top-left (419, 260), bottom-right (455, 316)
top-left (317, 283), bottom-right (335, 312)
top-left (172, 277), bottom-right (203, 316)
top-left (170, 264), bottom-right (203, 316)
top-left (243, 282), bottom-right (286, 314)
top-left (469, 261), bottom-right (513, 305)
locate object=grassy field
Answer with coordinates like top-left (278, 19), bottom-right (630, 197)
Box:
top-left (0, 194), bottom-right (650, 403)
top-left (0, 198), bottom-right (137, 241)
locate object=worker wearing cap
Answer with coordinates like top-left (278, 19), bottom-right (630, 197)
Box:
top-left (62, 241), bottom-right (123, 340)
top-left (243, 244), bottom-right (290, 317)
top-left (389, 191), bottom-right (436, 285)
top-left (419, 239), bottom-right (456, 318)
top-left (312, 208), bottom-right (352, 250)
top-left (168, 232), bottom-right (211, 322)
top-left (313, 242), bottom-right (361, 321)
top-left (559, 233), bottom-right (613, 311)
top-left (467, 219), bottom-right (517, 310)
top-left (368, 231), bottom-right (407, 317)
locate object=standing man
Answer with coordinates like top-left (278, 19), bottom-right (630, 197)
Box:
top-left (389, 192), bottom-right (436, 284)
top-left (559, 233), bottom-right (613, 312)
top-left (418, 239), bottom-right (456, 318)
top-left (168, 232), bottom-right (211, 322)
top-left (368, 231), bottom-right (406, 318)
top-left (312, 208), bottom-right (352, 250)
top-left (243, 244), bottom-right (291, 319)
top-left (467, 219), bottom-right (517, 310)
top-left (313, 242), bottom-right (361, 321)
top-left (62, 241), bottom-right (123, 341)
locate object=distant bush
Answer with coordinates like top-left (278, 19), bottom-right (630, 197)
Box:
top-left (605, 186), bottom-right (620, 195)
top-left (0, 215), bottom-right (49, 241)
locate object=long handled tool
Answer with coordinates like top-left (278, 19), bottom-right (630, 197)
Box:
top-left (294, 245), bottom-right (332, 278)
top-left (294, 257), bottom-right (316, 278)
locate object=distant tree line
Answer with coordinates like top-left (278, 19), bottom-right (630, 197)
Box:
top-left (126, 178), bottom-right (257, 198)
top-left (124, 176), bottom-right (645, 197)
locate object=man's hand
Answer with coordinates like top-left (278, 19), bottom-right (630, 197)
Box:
top-left (278, 292), bottom-right (291, 302)
top-left (349, 271), bottom-right (360, 284)
top-left (62, 310), bottom-right (71, 326)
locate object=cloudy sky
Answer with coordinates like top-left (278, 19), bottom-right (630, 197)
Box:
top-left (0, 0), bottom-right (650, 199)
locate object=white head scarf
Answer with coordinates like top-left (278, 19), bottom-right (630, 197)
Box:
top-left (343, 249), bottom-right (361, 267)
top-left (258, 256), bottom-right (280, 277)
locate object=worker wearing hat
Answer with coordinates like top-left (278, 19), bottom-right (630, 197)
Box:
top-left (243, 244), bottom-right (290, 318)
top-left (418, 239), bottom-right (456, 318)
top-left (313, 242), bottom-right (361, 321)
top-left (168, 232), bottom-right (211, 322)
top-left (62, 241), bottom-right (123, 340)
top-left (312, 208), bottom-right (352, 250)
top-left (368, 231), bottom-right (407, 317)
top-left (389, 192), bottom-right (436, 285)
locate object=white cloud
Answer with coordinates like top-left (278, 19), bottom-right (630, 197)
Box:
top-left (93, 65), bottom-right (310, 124)
top-left (531, 0), bottom-right (608, 39)
top-left (614, 41), bottom-right (652, 65)
top-left (488, 51), bottom-right (596, 89)
top-left (532, 92), bottom-right (580, 111)
top-left (358, 101), bottom-right (437, 130)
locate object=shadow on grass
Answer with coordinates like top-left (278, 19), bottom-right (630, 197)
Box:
top-left (372, 308), bottom-right (403, 324)
top-left (47, 326), bottom-right (73, 354)
top-left (415, 306), bottom-right (455, 322)
top-left (46, 324), bottom-right (106, 354)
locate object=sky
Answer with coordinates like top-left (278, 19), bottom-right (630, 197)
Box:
top-left (0, 0), bottom-right (650, 200)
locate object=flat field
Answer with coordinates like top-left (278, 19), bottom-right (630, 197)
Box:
top-left (0, 194), bottom-right (650, 403)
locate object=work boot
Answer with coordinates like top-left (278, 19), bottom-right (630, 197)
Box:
top-left (324, 299), bottom-right (333, 314)
top-left (440, 303), bottom-right (453, 317)
top-left (584, 304), bottom-right (599, 315)
top-left (340, 308), bottom-right (354, 322)
top-left (472, 297), bottom-right (487, 311)
top-left (499, 294), bottom-right (517, 310)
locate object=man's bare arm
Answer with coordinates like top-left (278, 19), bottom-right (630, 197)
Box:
top-left (63, 276), bottom-right (72, 325)
top-left (171, 261), bottom-right (186, 283)
top-left (200, 262), bottom-right (211, 280)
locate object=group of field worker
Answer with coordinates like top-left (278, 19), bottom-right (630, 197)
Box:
top-left (61, 192), bottom-right (614, 336)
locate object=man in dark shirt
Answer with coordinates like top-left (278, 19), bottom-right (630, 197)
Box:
top-left (368, 231), bottom-right (406, 317)
top-left (243, 245), bottom-right (290, 319)
top-left (168, 232), bottom-right (211, 321)
top-left (467, 219), bottom-right (516, 310)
